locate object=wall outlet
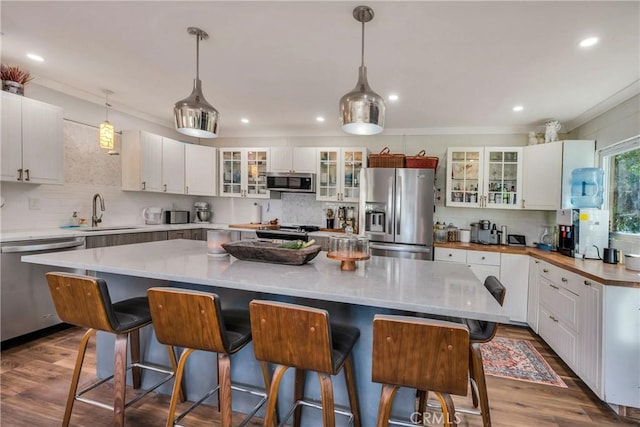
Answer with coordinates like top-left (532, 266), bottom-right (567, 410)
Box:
top-left (28, 197), bottom-right (41, 210)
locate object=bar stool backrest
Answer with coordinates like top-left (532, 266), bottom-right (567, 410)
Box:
top-left (46, 272), bottom-right (117, 333)
top-left (147, 287), bottom-right (230, 353)
top-left (372, 315), bottom-right (470, 396)
top-left (249, 300), bottom-right (334, 373)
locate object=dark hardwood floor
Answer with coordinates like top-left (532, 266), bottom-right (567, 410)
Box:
top-left (1, 325), bottom-right (637, 426)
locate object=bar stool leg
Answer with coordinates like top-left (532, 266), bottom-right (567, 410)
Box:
top-left (317, 373), bottom-right (335, 427)
top-left (343, 355), bottom-right (361, 427)
top-left (416, 390), bottom-right (428, 423)
top-left (293, 369), bottom-right (306, 427)
top-left (113, 333), bottom-right (128, 427)
top-left (470, 344), bottom-right (491, 427)
top-left (264, 365), bottom-right (288, 427)
top-left (260, 362), bottom-right (278, 427)
top-left (433, 392), bottom-right (457, 427)
top-left (375, 384), bottom-right (399, 427)
top-left (166, 345), bottom-right (185, 403)
top-left (130, 329), bottom-right (141, 389)
top-left (62, 328), bottom-right (97, 427)
top-left (166, 348), bottom-right (195, 427)
top-left (218, 353), bottom-right (233, 427)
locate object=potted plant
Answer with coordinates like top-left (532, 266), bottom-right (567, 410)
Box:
top-left (1, 64), bottom-right (33, 95)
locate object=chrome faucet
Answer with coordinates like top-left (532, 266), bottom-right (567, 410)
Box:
top-left (92, 193), bottom-right (105, 227)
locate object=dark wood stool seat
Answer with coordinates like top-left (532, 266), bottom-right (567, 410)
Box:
top-left (147, 287), bottom-right (271, 427)
top-left (249, 300), bottom-right (361, 427)
top-left (45, 272), bottom-right (183, 427)
top-left (372, 315), bottom-right (470, 427)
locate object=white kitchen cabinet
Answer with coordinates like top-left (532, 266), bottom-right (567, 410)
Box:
top-left (466, 250), bottom-right (501, 283)
top-left (499, 253), bottom-right (529, 323)
top-left (161, 137), bottom-right (185, 194)
top-left (269, 147), bottom-right (316, 173)
top-left (578, 277), bottom-right (603, 398)
top-left (219, 148), bottom-right (269, 198)
top-left (433, 247), bottom-right (467, 263)
top-left (122, 130), bottom-right (163, 192)
top-left (185, 144), bottom-right (216, 196)
top-left (527, 258), bottom-right (542, 332)
top-left (603, 286), bottom-right (640, 408)
top-left (1, 91), bottom-right (64, 184)
top-left (446, 147), bottom-right (522, 209)
top-left (316, 147), bottom-right (366, 202)
top-left (521, 140), bottom-right (595, 210)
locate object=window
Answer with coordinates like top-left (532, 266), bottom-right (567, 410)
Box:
top-left (600, 136), bottom-right (640, 235)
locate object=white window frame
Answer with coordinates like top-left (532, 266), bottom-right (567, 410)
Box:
top-left (598, 135), bottom-right (640, 241)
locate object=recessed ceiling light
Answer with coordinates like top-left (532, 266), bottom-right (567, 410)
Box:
top-left (513, 105), bottom-right (524, 112)
top-left (26, 53), bottom-right (44, 62)
top-left (579, 37), bottom-right (599, 48)
top-left (388, 94), bottom-right (399, 101)
top-left (240, 118), bottom-right (250, 124)
top-left (316, 116), bottom-right (325, 122)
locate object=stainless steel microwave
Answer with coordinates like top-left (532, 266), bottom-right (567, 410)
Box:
top-left (266, 172), bottom-right (315, 193)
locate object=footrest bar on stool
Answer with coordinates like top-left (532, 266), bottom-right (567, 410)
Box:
top-left (279, 399), bottom-right (355, 427)
top-left (75, 363), bottom-right (176, 412)
top-left (173, 382), bottom-right (268, 427)
top-left (426, 401), bottom-right (482, 416)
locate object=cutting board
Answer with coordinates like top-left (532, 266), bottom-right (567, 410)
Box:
top-left (228, 223), bottom-right (279, 230)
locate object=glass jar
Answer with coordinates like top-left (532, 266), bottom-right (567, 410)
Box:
top-left (434, 222), bottom-right (448, 243)
top-left (328, 235), bottom-right (369, 258)
top-left (446, 223), bottom-right (459, 242)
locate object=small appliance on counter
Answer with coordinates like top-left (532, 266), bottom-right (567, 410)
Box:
top-left (477, 220), bottom-right (498, 245)
top-left (193, 202), bottom-right (211, 223)
top-left (165, 210), bottom-right (190, 224)
top-left (556, 208), bottom-right (609, 259)
top-left (142, 207), bottom-right (163, 225)
top-left (602, 247), bottom-right (620, 264)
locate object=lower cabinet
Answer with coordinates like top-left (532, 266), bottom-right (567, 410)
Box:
top-left (168, 229), bottom-right (205, 241)
top-left (85, 231), bottom-right (168, 248)
top-left (527, 258), bottom-right (541, 332)
top-left (578, 278), bottom-right (603, 397)
top-left (434, 247), bottom-right (529, 323)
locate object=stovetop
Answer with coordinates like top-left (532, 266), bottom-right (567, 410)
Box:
top-left (277, 225), bottom-right (320, 232)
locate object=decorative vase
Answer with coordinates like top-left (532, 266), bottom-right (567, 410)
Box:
top-left (2, 80), bottom-right (24, 95)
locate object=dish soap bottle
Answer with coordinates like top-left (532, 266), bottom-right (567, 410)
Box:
top-left (70, 211), bottom-right (80, 226)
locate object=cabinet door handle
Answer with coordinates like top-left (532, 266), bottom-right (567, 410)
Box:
top-left (142, 181), bottom-right (146, 190)
top-left (448, 253), bottom-right (453, 257)
top-left (543, 268), bottom-right (549, 273)
top-left (561, 277), bottom-right (568, 282)
top-left (163, 184), bottom-right (167, 192)
top-left (17, 169), bottom-right (23, 181)
top-left (584, 280), bottom-right (592, 286)
top-left (185, 186), bottom-right (189, 194)
top-left (535, 260), bottom-right (540, 264)
top-left (522, 199), bottom-right (525, 208)
top-left (24, 169), bottom-right (30, 181)
top-left (481, 256), bottom-right (485, 260)
top-left (549, 284), bottom-right (560, 290)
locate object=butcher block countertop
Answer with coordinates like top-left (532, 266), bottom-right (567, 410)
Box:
top-left (435, 242), bottom-right (640, 288)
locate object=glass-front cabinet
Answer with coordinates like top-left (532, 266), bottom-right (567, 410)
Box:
top-left (446, 146), bottom-right (522, 209)
top-left (219, 148), bottom-right (269, 198)
top-left (317, 147), bottom-right (367, 202)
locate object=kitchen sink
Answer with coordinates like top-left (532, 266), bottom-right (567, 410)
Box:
top-left (78, 226), bottom-right (141, 232)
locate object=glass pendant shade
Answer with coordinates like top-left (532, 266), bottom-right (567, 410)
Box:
top-left (174, 78), bottom-right (219, 138)
top-left (99, 121), bottom-right (115, 150)
top-left (340, 66), bottom-right (385, 135)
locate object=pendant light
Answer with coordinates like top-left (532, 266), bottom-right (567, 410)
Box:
top-left (339, 5), bottom-right (385, 136)
top-left (99, 89), bottom-right (115, 150)
top-left (174, 27), bottom-right (219, 138)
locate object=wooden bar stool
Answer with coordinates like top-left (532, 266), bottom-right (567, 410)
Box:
top-left (249, 300), bottom-right (361, 427)
top-left (372, 315), bottom-right (470, 427)
top-left (147, 287), bottom-right (271, 427)
top-left (45, 272), bottom-right (183, 427)
top-left (419, 276), bottom-right (506, 427)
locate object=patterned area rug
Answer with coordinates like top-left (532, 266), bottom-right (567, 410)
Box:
top-left (479, 337), bottom-right (567, 388)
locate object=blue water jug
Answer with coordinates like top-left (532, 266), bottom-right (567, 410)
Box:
top-left (570, 167), bottom-right (604, 208)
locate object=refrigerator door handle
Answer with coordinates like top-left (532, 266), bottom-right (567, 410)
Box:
top-left (396, 175), bottom-right (402, 235)
top-left (387, 175), bottom-right (394, 238)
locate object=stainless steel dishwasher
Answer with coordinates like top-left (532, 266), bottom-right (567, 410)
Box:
top-left (1, 236), bottom-right (85, 342)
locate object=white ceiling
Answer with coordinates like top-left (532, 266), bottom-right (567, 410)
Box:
top-left (2, 1), bottom-right (639, 137)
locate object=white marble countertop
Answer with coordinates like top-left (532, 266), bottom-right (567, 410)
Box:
top-left (22, 239), bottom-right (507, 322)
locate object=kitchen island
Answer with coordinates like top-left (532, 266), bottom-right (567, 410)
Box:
top-left (23, 239), bottom-right (507, 426)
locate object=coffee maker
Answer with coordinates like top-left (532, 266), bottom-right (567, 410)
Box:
top-left (194, 202), bottom-right (211, 223)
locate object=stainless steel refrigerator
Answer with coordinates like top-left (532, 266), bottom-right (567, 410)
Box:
top-left (359, 168), bottom-right (435, 260)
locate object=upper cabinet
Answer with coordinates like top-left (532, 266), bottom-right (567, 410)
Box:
top-left (122, 130), bottom-right (216, 196)
top-left (522, 140), bottom-right (595, 210)
top-left (269, 147), bottom-right (316, 173)
top-left (1, 91), bottom-right (64, 184)
top-left (316, 147), bottom-right (367, 202)
top-left (446, 147), bottom-right (522, 209)
top-left (219, 148), bottom-right (269, 198)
